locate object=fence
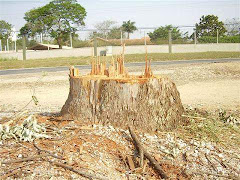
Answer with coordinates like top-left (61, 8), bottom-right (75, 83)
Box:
top-left (1, 43), bottom-right (239, 60)
top-left (0, 25), bottom-right (240, 60)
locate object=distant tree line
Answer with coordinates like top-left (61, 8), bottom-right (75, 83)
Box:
top-left (0, 0), bottom-right (239, 49)
top-left (148, 15), bottom-right (240, 44)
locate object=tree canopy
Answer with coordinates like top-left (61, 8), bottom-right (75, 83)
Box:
top-left (148, 25), bottom-right (182, 41)
top-left (225, 18), bottom-right (240, 36)
top-left (122, 20), bottom-right (137, 39)
top-left (90, 20), bottom-right (126, 40)
top-left (107, 27), bottom-right (126, 39)
top-left (195, 15), bottom-right (226, 37)
top-left (93, 20), bottom-right (116, 39)
top-left (21, 0), bottom-right (87, 48)
top-left (0, 20), bottom-right (12, 40)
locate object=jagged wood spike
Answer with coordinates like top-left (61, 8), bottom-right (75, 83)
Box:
top-left (70, 66), bottom-right (74, 77)
top-left (63, 50), bottom-right (185, 132)
top-left (145, 45), bottom-right (149, 78)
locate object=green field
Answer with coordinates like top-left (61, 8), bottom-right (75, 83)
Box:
top-left (0, 51), bottom-right (240, 70)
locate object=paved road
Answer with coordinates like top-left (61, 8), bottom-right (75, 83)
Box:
top-left (0, 58), bottom-right (240, 76)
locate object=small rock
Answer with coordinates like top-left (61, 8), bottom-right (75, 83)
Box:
top-left (202, 148), bottom-right (210, 155)
top-left (185, 150), bottom-right (195, 161)
top-left (18, 154), bottom-right (23, 158)
top-left (192, 150), bottom-right (199, 157)
top-left (200, 141), bottom-right (206, 147)
top-left (216, 166), bottom-right (223, 173)
top-left (206, 143), bottom-right (214, 150)
top-left (218, 153), bottom-right (224, 158)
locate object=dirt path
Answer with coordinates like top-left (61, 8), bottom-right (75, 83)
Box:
top-left (178, 79), bottom-right (240, 110)
top-left (0, 62), bottom-right (239, 114)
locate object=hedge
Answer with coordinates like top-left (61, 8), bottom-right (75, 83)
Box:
top-left (198, 36), bottom-right (240, 43)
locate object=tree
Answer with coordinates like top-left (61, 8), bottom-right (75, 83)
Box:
top-left (122, 20), bottom-right (137, 39)
top-left (21, 0), bottom-right (87, 49)
top-left (107, 27), bottom-right (125, 39)
top-left (94, 20), bottom-right (116, 39)
top-left (19, 23), bottom-right (32, 38)
top-left (148, 25), bottom-right (182, 41)
top-left (225, 18), bottom-right (240, 36)
top-left (195, 15), bottom-right (226, 37)
top-left (89, 20), bottom-right (126, 40)
top-left (0, 20), bottom-right (13, 50)
top-left (0, 20), bottom-right (12, 40)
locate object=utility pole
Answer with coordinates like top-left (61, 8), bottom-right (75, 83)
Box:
top-left (40, 33), bottom-right (43, 43)
top-left (121, 30), bottom-right (123, 45)
top-left (217, 29), bottom-right (219, 44)
top-left (15, 40), bottom-right (17, 52)
top-left (194, 30), bottom-right (197, 45)
top-left (168, 30), bottom-right (172, 53)
top-left (0, 40), bottom-right (2, 52)
top-left (144, 31), bottom-right (147, 46)
top-left (22, 35), bottom-right (26, 60)
top-left (70, 32), bottom-right (73, 48)
top-left (7, 38), bottom-right (9, 52)
top-left (93, 32), bottom-right (97, 57)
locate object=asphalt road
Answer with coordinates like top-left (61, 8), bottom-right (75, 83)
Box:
top-left (0, 58), bottom-right (240, 76)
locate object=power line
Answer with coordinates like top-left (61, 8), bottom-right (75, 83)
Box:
top-left (1, 23), bottom-right (239, 33)
top-left (0, 0), bottom-right (49, 2)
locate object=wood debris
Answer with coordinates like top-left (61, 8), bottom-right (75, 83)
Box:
top-left (71, 44), bottom-right (152, 79)
top-left (128, 126), bottom-right (168, 179)
top-left (0, 114), bottom-right (240, 179)
top-left (89, 54), bottom-right (129, 78)
top-left (127, 155), bottom-right (135, 170)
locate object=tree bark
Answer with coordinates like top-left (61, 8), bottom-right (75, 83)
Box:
top-left (57, 36), bottom-right (63, 49)
top-left (61, 75), bottom-right (185, 132)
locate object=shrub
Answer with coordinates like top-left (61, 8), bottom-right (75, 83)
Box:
top-left (148, 25), bottom-right (182, 41)
top-left (73, 40), bottom-right (91, 48)
top-left (198, 36), bottom-right (240, 43)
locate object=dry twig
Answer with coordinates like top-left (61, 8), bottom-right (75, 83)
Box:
top-left (1, 154), bottom-right (49, 164)
top-left (192, 170), bottom-right (239, 180)
top-left (48, 160), bottom-right (109, 180)
top-left (182, 114), bottom-right (207, 120)
top-left (205, 153), bottom-right (217, 172)
top-left (128, 126), bottom-right (168, 179)
top-left (0, 162), bottom-right (34, 178)
top-left (33, 140), bottom-right (64, 160)
top-left (48, 117), bottom-right (74, 122)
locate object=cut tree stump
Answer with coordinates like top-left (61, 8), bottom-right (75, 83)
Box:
top-left (61, 52), bottom-right (185, 132)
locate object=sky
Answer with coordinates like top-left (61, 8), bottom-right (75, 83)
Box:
top-left (0, 0), bottom-right (239, 38)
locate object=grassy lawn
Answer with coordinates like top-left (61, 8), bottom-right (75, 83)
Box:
top-left (0, 51), bottom-right (240, 70)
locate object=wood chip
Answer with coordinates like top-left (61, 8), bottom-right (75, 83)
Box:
top-left (127, 155), bottom-right (135, 170)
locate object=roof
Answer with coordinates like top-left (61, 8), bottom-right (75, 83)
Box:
top-left (28, 43), bottom-right (72, 50)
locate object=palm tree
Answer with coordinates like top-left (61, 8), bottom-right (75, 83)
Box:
top-left (122, 20), bottom-right (137, 39)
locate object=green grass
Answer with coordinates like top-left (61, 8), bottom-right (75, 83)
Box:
top-left (0, 51), bottom-right (240, 70)
top-left (178, 110), bottom-right (240, 148)
top-left (181, 118), bottom-right (240, 148)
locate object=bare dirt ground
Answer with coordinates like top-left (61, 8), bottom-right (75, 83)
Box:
top-left (0, 61), bottom-right (239, 114)
top-left (0, 61), bottom-right (240, 180)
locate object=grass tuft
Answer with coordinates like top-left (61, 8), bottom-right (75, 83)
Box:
top-left (178, 109), bottom-right (240, 148)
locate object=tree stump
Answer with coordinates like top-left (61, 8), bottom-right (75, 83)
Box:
top-left (61, 56), bottom-right (185, 132)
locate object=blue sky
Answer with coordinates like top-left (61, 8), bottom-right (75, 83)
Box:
top-left (0, 0), bottom-right (239, 33)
